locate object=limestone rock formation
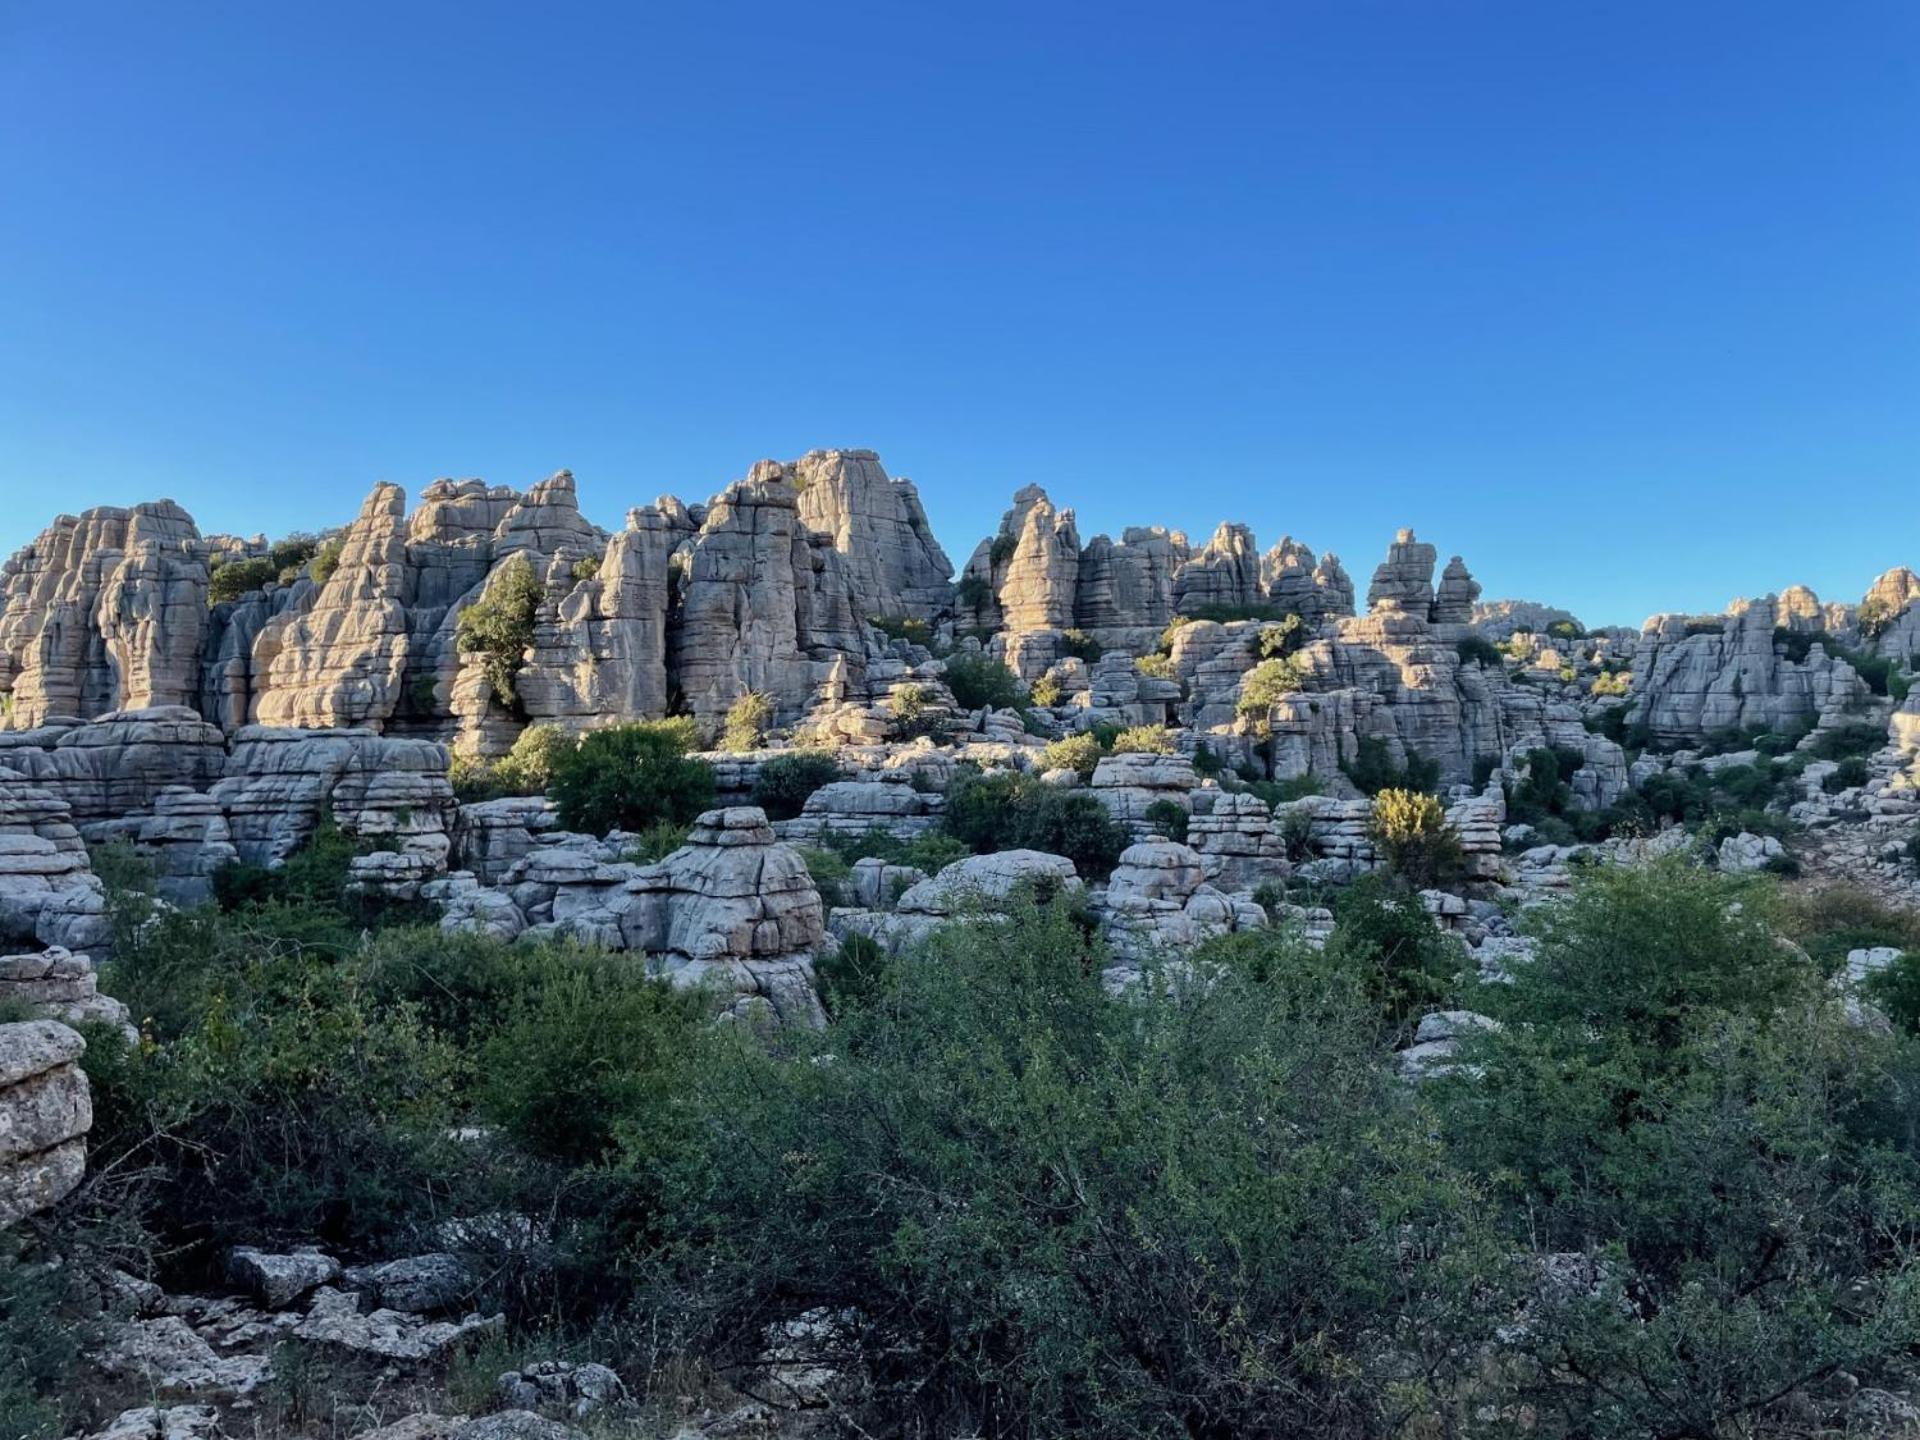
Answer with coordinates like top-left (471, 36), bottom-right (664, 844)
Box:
top-left (1091, 840), bottom-right (1265, 975)
top-left (1075, 527), bottom-right (1187, 648)
top-left (213, 726), bottom-right (457, 867)
top-left (1431, 557), bottom-right (1481, 626)
top-left (966, 486), bottom-right (1080, 633)
top-left (1631, 596), bottom-right (1872, 745)
top-left (1366, 529), bottom-right (1437, 615)
top-left (0, 502), bottom-right (209, 728)
top-left (619, 807), bottom-right (827, 1026)
top-left (0, 765), bottom-right (110, 955)
top-left (0, 1019), bottom-right (91, 1225)
top-left (1172, 523), bottom-right (1263, 616)
top-left (792, 449), bottom-right (954, 622)
top-left (252, 484), bottom-right (415, 729)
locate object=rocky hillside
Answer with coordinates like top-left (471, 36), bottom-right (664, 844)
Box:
top-left (4, 451), bottom-right (1920, 1439)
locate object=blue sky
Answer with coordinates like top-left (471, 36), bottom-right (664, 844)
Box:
top-left (0, 1), bottom-right (1913, 626)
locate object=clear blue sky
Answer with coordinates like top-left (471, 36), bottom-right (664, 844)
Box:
top-left (0, 1), bottom-right (1914, 626)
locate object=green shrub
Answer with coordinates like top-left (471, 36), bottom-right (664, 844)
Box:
top-left (1254, 613), bottom-right (1307, 659)
top-left (656, 898), bottom-right (1505, 1437)
top-left (1341, 735), bottom-right (1441, 796)
top-left (1235, 656), bottom-right (1309, 733)
top-left (1455, 635), bottom-right (1503, 667)
top-left (751, 751), bottom-right (841, 820)
top-left (1323, 875), bottom-right (1460, 1035)
top-left (1039, 731), bottom-right (1105, 779)
top-left (1367, 787), bottom-right (1463, 889)
top-left (797, 845), bottom-right (853, 909)
top-left (207, 556), bottom-right (275, 605)
top-left (1857, 593), bottom-right (1901, 640)
top-left (1060, 627), bottom-right (1102, 661)
top-left (887, 682), bottom-right (945, 740)
top-left (1029, 672), bottom-right (1064, 706)
top-left (455, 556), bottom-right (544, 712)
top-left (569, 553), bottom-right (600, 582)
top-left (720, 690), bottom-right (774, 752)
top-left (1111, 722), bottom-right (1175, 754)
top-left (1824, 755), bottom-right (1870, 793)
top-left (955, 573), bottom-right (990, 610)
top-left (480, 964), bottom-right (706, 1168)
top-left (1432, 861), bottom-right (1920, 1433)
top-left (87, 924), bottom-right (465, 1258)
top-left (1546, 619), bottom-right (1585, 641)
top-left (988, 533), bottom-right (1019, 566)
top-left (943, 653), bottom-right (1026, 711)
top-left (450, 723), bottom-right (575, 801)
top-left (624, 820), bottom-right (691, 863)
top-left (820, 827), bottom-right (971, 878)
top-left (1810, 723), bottom-right (1886, 761)
top-left (309, 535), bottom-right (344, 584)
top-left (0, 1230), bottom-right (104, 1440)
top-left (1143, 797), bottom-right (1188, 843)
top-left (1134, 651), bottom-right (1175, 680)
top-left (548, 720), bottom-right (714, 836)
top-left (945, 770), bottom-right (1128, 877)
top-left (871, 615), bottom-right (933, 647)
top-left (814, 932), bottom-right (892, 1018)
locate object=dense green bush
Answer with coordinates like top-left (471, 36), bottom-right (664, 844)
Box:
top-left (1038, 731), bottom-right (1105, 779)
top-left (1824, 754), bottom-right (1870, 792)
top-left (1236, 656), bottom-right (1309, 732)
top-left (819, 826), bottom-right (971, 877)
top-left (654, 899), bottom-right (1507, 1437)
top-left (455, 556), bottom-right (544, 711)
top-left (944, 770), bottom-right (1128, 877)
top-left (549, 719), bottom-right (714, 835)
top-left (943, 653), bottom-right (1027, 711)
top-left (871, 615), bottom-right (933, 647)
top-left (1434, 860), bottom-right (1920, 1434)
top-left (1142, 797), bottom-right (1188, 843)
top-left (309, 535), bottom-right (344, 584)
top-left (1810, 722), bottom-right (1887, 761)
top-left (719, 690), bottom-right (774, 752)
top-left (751, 750), bottom-right (841, 820)
top-left (1367, 786), bottom-right (1463, 888)
top-left (449, 723), bottom-right (574, 802)
top-left (1322, 875), bottom-right (1461, 1036)
top-left (1059, 627), bottom-right (1102, 661)
top-left (207, 556), bottom-right (275, 605)
top-left (1455, 635), bottom-right (1503, 667)
top-left (1341, 735), bottom-right (1441, 795)
top-left (887, 682), bottom-right (945, 740)
top-left (1110, 722), bottom-right (1175, 754)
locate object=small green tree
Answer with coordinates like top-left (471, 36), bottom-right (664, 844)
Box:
top-left (208, 557), bottom-right (275, 605)
top-left (1368, 787), bottom-right (1463, 888)
top-left (455, 557), bottom-right (544, 711)
top-left (548, 720), bottom-right (714, 836)
top-left (1236, 656), bottom-right (1309, 734)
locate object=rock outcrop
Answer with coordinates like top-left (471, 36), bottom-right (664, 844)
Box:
top-left (619, 807), bottom-right (827, 1026)
top-left (0, 1019), bottom-right (91, 1225)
